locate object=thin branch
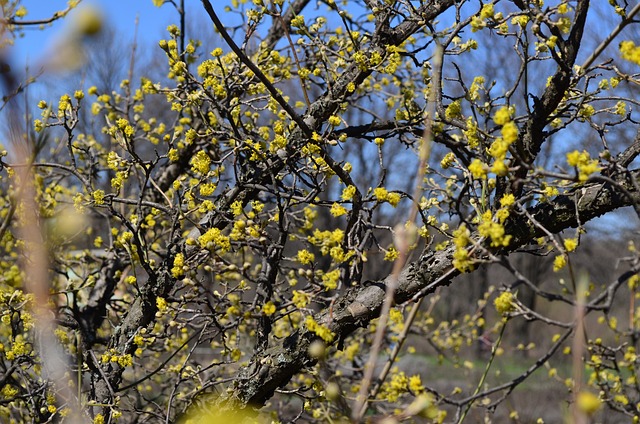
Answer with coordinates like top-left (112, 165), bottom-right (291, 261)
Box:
top-left (200, 0), bottom-right (312, 137)
top-left (580, 2), bottom-right (640, 71)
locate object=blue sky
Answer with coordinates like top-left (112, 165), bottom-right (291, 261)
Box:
top-left (12, 0), bottom-right (232, 67)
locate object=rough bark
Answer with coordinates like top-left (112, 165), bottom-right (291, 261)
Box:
top-left (220, 168), bottom-right (640, 410)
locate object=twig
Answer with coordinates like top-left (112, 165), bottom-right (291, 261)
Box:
top-left (580, 2), bottom-right (640, 71)
top-left (3, 3), bottom-right (76, 26)
top-left (200, 0), bottom-right (312, 137)
top-left (457, 319), bottom-right (507, 424)
top-left (270, 4), bottom-right (311, 107)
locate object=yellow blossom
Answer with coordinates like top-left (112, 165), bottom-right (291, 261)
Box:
top-left (468, 159), bottom-right (487, 179)
top-left (493, 106), bottom-right (513, 125)
top-left (441, 152), bottom-right (455, 169)
top-left (197, 228), bottom-right (231, 253)
top-left (171, 253), bottom-right (185, 278)
top-left (374, 187), bottom-right (388, 201)
top-left (620, 40), bottom-right (640, 65)
top-left (479, 3), bottom-right (494, 19)
top-left (297, 249), bottom-right (315, 265)
top-left (330, 202), bottom-right (347, 217)
top-left (564, 238), bottom-right (578, 252)
top-left (305, 315), bottom-right (334, 343)
top-left (501, 121), bottom-right (518, 143)
top-left (191, 150), bottom-right (211, 174)
top-left (478, 211), bottom-right (511, 247)
top-left (445, 100), bottom-right (462, 120)
top-left (553, 255), bottom-right (566, 271)
top-left (384, 247), bottom-right (399, 261)
top-left (92, 189), bottom-right (105, 205)
top-left (322, 269), bottom-right (340, 290)
top-left (494, 291), bottom-right (516, 315)
top-left (341, 185), bottom-right (356, 201)
top-left (263, 301), bottom-right (276, 316)
top-left (566, 150), bottom-right (600, 181)
top-left (156, 297), bottom-right (168, 312)
top-left (292, 290), bottom-right (310, 308)
top-left (387, 192), bottom-right (401, 207)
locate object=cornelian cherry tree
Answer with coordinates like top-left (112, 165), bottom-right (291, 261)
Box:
top-left (3, 0), bottom-right (640, 422)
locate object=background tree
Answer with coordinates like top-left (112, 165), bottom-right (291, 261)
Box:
top-left (2, 0), bottom-right (640, 423)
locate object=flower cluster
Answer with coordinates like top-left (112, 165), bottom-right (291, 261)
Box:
top-left (478, 210), bottom-right (512, 247)
top-left (494, 291), bottom-right (516, 315)
top-left (566, 150), bottom-right (600, 181)
top-left (304, 316), bottom-right (334, 343)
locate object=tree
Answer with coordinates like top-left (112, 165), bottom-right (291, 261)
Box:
top-left (2, 0), bottom-right (640, 422)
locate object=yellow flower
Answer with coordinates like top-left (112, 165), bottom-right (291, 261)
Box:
top-left (567, 150), bottom-right (585, 167)
top-left (15, 6), bottom-right (27, 18)
top-left (341, 185), bottom-right (356, 201)
top-left (322, 269), bottom-right (340, 290)
top-left (92, 189), bottom-right (105, 205)
top-left (171, 253), bottom-right (185, 278)
top-left (620, 40), bottom-right (640, 65)
top-left (494, 291), bottom-right (515, 315)
top-left (491, 160), bottom-right (508, 176)
top-left (408, 375), bottom-right (425, 394)
top-left (578, 104), bottom-right (595, 119)
top-left (495, 208), bottom-right (509, 223)
top-left (292, 290), bottom-right (310, 308)
top-left (553, 255), bottom-right (566, 271)
top-left (440, 152), bottom-right (455, 169)
top-left (191, 151), bottom-right (211, 174)
top-left (511, 15), bottom-right (529, 27)
top-left (384, 247), bottom-right (399, 261)
top-left (262, 301), bottom-right (276, 316)
top-left (330, 202), bottom-right (347, 217)
top-left (543, 186), bottom-right (559, 198)
top-left (564, 238), bottom-right (578, 252)
top-left (297, 249), bottom-right (315, 265)
top-left (493, 106), bottom-right (513, 125)
top-left (501, 121), bottom-right (518, 143)
top-left (156, 297), bottom-right (168, 312)
top-left (566, 150), bottom-right (600, 181)
top-left (471, 16), bottom-right (486, 32)
top-left (500, 193), bottom-right (515, 208)
top-left (168, 148), bottom-right (179, 162)
top-left (479, 3), bottom-right (494, 19)
top-left (291, 14), bottom-right (305, 28)
top-left (468, 159), bottom-right (487, 179)
top-left (478, 211), bottom-right (511, 247)
top-left (387, 192), bottom-right (401, 207)
top-left (197, 228), bottom-right (231, 253)
top-left (374, 187), bottom-right (388, 201)
top-left (445, 100), bottom-right (462, 120)
top-left (305, 315), bottom-right (334, 343)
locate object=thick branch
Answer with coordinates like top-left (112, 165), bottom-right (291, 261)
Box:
top-left (222, 168), bottom-right (640, 409)
top-left (514, 0), bottom-right (590, 191)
